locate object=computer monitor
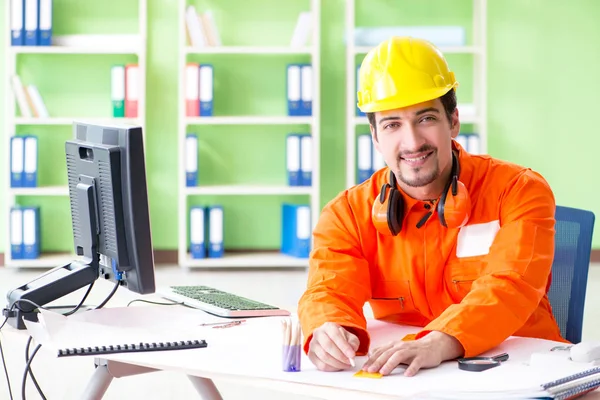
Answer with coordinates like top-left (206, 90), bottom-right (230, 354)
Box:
top-left (4, 121), bottom-right (156, 329)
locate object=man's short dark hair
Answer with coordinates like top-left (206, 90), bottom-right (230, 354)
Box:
top-left (367, 88), bottom-right (457, 140)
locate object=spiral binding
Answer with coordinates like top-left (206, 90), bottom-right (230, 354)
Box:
top-left (542, 367), bottom-right (600, 390)
top-left (56, 339), bottom-right (208, 357)
top-left (554, 377), bottom-right (600, 400)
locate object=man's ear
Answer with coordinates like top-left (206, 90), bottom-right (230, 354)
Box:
top-left (450, 108), bottom-right (460, 139)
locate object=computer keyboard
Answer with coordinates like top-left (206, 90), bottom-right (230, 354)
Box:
top-left (157, 285), bottom-right (291, 318)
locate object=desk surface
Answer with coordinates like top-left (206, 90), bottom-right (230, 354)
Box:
top-left (25, 306), bottom-right (600, 400)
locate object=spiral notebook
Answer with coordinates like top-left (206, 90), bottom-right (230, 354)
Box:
top-left (423, 366), bottom-right (600, 399)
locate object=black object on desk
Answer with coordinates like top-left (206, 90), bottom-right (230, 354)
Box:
top-left (457, 352), bottom-right (509, 372)
top-left (56, 339), bottom-right (208, 357)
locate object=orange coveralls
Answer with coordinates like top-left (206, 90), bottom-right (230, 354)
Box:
top-left (298, 143), bottom-right (566, 358)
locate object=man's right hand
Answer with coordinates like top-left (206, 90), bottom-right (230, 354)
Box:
top-left (308, 322), bottom-right (360, 371)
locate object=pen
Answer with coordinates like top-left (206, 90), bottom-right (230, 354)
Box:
top-left (339, 326), bottom-right (355, 367)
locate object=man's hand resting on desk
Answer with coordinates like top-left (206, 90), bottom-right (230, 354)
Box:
top-left (362, 331), bottom-right (464, 377)
top-left (308, 322), bottom-right (360, 372)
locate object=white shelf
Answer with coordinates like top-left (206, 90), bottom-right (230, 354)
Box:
top-left (9, 46), bottom-right (140, 55)
top-left (185, 185), bottom-right (312, 196)
top-left (11, 185), bottom-right (69, 196)
top-left (182, 252), bottom-right (309, 268)
top-left (186, 46), bottom-right (313, 55)
top-left (177, 0), bottom-right (321, 268)
top-left (186, 116), bottom-right (314, 125)
top-left (354, 45), bottom-right (482, 55)
top-left (4, 252), bottom-right (75, 269)
top-left (14, 117), bottom-right (141, 126)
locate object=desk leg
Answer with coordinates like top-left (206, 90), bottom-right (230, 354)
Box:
top-left (80, 359), bottom-right (160, 400)
top-left (187, 375), bottom-right (223, 400)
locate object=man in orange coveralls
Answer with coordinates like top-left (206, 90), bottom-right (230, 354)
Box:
top-left (297, 36), bottom-right (565, 377)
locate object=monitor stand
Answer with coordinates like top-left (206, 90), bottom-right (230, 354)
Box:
top-left (3, 179), bottom-right (103, 330)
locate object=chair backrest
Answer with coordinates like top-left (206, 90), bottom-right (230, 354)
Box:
top-left (547, 205), bottom-right (595, 343)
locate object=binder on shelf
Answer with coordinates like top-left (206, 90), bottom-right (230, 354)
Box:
top-left (125, 64), bottom-right (139, 118)
top-left (300, 64), bottom-right (312, 116)
top-left (185, 133), bottom-right (198, 187)
top-left (12, 75), bottom-right (33, 118)
top-left (10, 0), bottom-right (25, 46)
top-left (23, 135), bottom-right (38, 188)
top-left (201, 11), bottom-right (222, 47)
top-left (287, 64), bottom-right (301, 116)
top-left (26, 85), bottom-right (49, 118)
top-left (38, 0), bottom-right (52, 46)
top-left (10, 207), bottom-right (23, 260)
top-left (286, 134), bottom-right (301, 186)
top-left (185, 63), bottom-right (199, 117)
top-left (190, 206), bottom-right (206, 259)
top-left (356, 65), bottom-right (365, 117)
top-left (281, 204), bottom-right (311, 258)
top-left (185, 5), bottom-right (206, 48)
top-left (199, 64), bottom-right (213, 117)
top-left (371, 143), bottom-right (386, 175)
top-left (207, 206), bottom-right (224, 258)
top-left (24, 0), bottom-right (38, 46)
top-left (111, 65), bottom-right (125, 118)
top-left (22, 206), bottom-right (40, 259)
top-left (299, 134), bottom-right (312, 186)
top-left (357, 134), bottom-right (372, 184)
top-left (10, 136), bottom-right (24, 188)
top-left (455, 133), bottom-right (481, 154)
top-left (290, 11), bottom-right (312, 48)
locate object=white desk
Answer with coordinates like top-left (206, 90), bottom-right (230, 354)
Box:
top-left (21, 306), bottom-right (600, 400)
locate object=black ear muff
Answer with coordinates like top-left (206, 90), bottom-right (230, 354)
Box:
top-left (437, 152), bottom-right (459, 228)
top-left (387, 188), bottom-right (403, 235)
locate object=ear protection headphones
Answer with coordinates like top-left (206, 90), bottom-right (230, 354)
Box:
top-left (371, 152), bottom-right (471, 235)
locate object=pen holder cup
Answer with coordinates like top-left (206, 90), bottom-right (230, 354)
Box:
top-left (282, 344), bottom-right (302, 372)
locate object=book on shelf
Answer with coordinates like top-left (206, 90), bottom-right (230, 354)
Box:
top-left (185, 5), bottom-right (221, 48)
top-left (11, 75), bottom-right (49, 118)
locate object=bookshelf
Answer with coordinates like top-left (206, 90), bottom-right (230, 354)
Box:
top-left (3, 0), bottom-right (148, 268)
top-left (177, 0), bottom-right (321, 268)
top-left (345, 0), bottom-right (488, 188)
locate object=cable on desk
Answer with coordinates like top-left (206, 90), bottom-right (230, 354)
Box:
top-left (127, 298), bottom-right (184, 307)
top-left (0, 334), bottom-right (13, 400)
top-left (21, 344), bottom-right (41, 400)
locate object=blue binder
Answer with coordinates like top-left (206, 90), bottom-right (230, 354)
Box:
top-left (356, 134), bottom-right (373, 184)
top-left (185, 133), bottom-right (198, 187)
top-left (23, 135), bottom-right (38, 188)
top-left (24, 0), bottom-right (38, 46)
top-left (299, 134), bottom-right (312, 186)
top-left (10, 136), bottom-right (24, 188)
top-left (11, 0), bottom-right (25, 46)
top-left (207, 205), bottom-right (224, 258)
top-left (286, 133), bottom-right (301, 186)
top-left (299, 64), bottom-right (312, 116)
top-left (22, 206), bottom-right (40, 259)
top-left (281, 204), bottom-right (311, 258)
top-left (199, 64), bottom-right (213, 116)
top-left (190, 206), bottom-right (206, 259)
top-left (287, 64), bottom-right (301, 116)
top-left (38, 0), bottom-right (52, 46)
top-left (10, 207), bottom-right (24, 260)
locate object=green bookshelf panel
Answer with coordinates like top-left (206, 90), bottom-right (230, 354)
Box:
top-left (15, 196), bottom-right (74, 253)
top-left (186, 54), bottom-right (311, 117)
top-left (16, 54), bottom-right (139, 118)
top-left (15, 126), bottom-right (71, 187)
top-left (191, 126), bottom-right (310, 186)
top-left (187, 195), bottom-right (310, 250)
top-left (188, 0), bottom-right (310, 46)
top-left (52, 0), bottom-right (140, 35)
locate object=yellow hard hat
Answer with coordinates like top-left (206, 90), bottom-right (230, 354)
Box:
top-left (357, 36), bottom-right (458, 113)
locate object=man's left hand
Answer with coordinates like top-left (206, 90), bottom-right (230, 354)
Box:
top-left (361, 331), bottom-right (464, 377)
